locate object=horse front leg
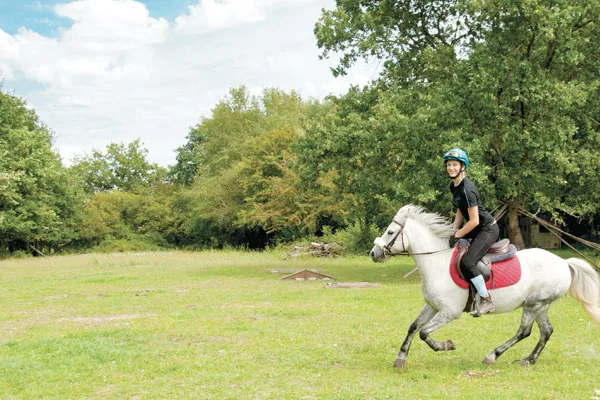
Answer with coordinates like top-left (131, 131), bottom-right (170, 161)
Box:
top-left (394, 305), bottom-right (437, 368)
top-left (418, 310), bottom-right (459, 352)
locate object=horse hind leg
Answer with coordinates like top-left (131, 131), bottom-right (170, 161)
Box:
top-left (520, 310), bottom-right (554, 366)
top-left (482, 307), bottom-right (537, 365)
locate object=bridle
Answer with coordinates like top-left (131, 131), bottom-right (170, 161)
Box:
top-left (384, 218), bottom-right (407, 255)
top-left (382, 218), bottom-right (449, 257)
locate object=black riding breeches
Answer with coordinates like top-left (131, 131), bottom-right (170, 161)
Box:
top-left (460, 222), bottom-right (500, 280)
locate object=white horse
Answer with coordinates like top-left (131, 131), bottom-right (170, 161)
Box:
top-left (370, 204), bottom-right (600, 367)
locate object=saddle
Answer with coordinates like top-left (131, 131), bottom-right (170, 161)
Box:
top-left (451, 238), bottom-right (520, 314)
top-left (454, 238), bottom-right (517, 283)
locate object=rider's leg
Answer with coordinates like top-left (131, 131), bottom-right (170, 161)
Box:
top-left (460, 222), bottom-right (499, 279)
top-left (470, 274), bottom-right (489, 297)
top-left (469, 276), bottom-right (496, 316)
top-left (460, 223), bottom-right (499, 315)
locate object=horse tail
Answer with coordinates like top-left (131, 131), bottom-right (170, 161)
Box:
top-left (567, 258), bottom-right (600, 324)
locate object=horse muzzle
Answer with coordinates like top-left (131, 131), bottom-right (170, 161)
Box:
top-left (370, 243), bottom-right (386, 262)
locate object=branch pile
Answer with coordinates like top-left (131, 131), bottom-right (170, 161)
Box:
top-left (287, 242), bottom-right (344, 258)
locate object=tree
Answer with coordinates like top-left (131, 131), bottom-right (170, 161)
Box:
top-left (70, 138), bottom-right (167, 193)
top-left (76, 182), bottom-right (183, 249)
top-left (169, 130), bottom-right (205, 185)
top-left (295, 88), bottom-right (400, 245)
top-left (0, 88), bottom-right (85, 253)
top-left (173, 87), bottom-right (342, 247)
top-left (315, 0), bottom-right (600, 247)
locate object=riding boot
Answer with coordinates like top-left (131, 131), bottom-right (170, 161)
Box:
top-left (470, 294), bottom-right (495, 317)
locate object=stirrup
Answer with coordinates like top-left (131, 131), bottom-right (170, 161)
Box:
top-left (470, 295), bottom-right (494, 318)
top-left (470, 301), bottom-right (482, 318)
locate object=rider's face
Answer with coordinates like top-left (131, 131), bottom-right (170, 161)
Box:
top-left (446, 160), bottom-right (463, 178)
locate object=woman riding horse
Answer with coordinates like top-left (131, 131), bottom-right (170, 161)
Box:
top-left (444, 148), bottom-right (499, 316)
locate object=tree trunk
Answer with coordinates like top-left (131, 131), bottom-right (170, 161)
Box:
top-left (506, 202), bottom-right (526, 250)
top-left (360, 213), bottom-right (371, 245)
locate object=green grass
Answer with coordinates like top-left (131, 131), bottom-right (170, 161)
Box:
top-left (0, 250), bottom-right (599, 399)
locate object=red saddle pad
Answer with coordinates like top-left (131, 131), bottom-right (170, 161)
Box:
top-left (450, 246), bottom-right (522, 290)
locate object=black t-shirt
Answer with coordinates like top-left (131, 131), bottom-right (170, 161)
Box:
top-left (450, 177), bottom-right (494, 238)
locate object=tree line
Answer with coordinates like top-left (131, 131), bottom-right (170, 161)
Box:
top-left (1, 0), bottom-right (599, 256)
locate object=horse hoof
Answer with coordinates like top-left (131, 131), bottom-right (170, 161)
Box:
top-left (444, 340), bottom-right (456, 351)
top-left (520, 358), bottom-right (534, 366)
top-left (482, 355), bottom-right (496, 365)
top-left (393, 358), bottom-right (406, 368)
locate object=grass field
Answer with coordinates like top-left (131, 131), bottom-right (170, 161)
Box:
top-left (1, 250), bottom-right (599, 399)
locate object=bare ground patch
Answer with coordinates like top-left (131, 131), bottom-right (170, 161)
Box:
top-left (1, 312), bottom-right (159, 339)
top-left (58, 313), bottom-right (157, 324)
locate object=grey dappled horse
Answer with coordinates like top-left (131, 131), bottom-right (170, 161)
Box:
top-left (371, 205), bottom-right (600, 367)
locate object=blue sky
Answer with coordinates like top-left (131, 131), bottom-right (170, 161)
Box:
top-left (0, 0), bottom-right (378, 166)
top-left (0, 1), bottom-right (58, 35)
top-left (0, 0), bottom-right (194, 35)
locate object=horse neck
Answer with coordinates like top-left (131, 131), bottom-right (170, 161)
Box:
top-left (405, 221), bottom-right (452, 294)
top-left (404, 221), bottom-right (450, 281)
top-left (404, 219), bottom-right (449, 254)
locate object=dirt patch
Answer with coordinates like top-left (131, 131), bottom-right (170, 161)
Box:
top-left (325, 282), bottom-right (381, 289)
top-left (58, 313), bottom-right (157, 324)
top-left (2, 312), bottom-right (156, 339)
top-left (464, 370), bottom-right (497, 378)
top-left (45, 294), bottom-right (69, 301)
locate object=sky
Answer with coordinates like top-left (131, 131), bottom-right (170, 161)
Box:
top-left (0, 0), bottom-right (379, 167)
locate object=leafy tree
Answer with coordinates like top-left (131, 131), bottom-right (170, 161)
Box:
top-left (70, 139), bottom-right (166, 193)
top-left (173, 87), bottom-right (343, 247)
top-left (76, 184), bottom-right (182, 249)
top-left (77, 191), bottom-right (135, 245)
top-left (236, 126), bottom-right (324, 239)
top-left (193, 87), bottom-right (264, 178)
top-left (169, 130), bottom-right (205, 185)
top-left (295, 88), bottom-right (399, 245)
top-left (315, 0), bottom-right (600, 247)
top-left (0, 89), bottom-right (85, 253)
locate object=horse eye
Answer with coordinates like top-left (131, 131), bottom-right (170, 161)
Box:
top-left (387, 230), bottom-right (394, 235)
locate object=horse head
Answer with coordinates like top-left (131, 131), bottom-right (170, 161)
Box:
top-left (370, 205), bottom-right (454, 262)
top-left (370, 205), bottom-right (415, 262)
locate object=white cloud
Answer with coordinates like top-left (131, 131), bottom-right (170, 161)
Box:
top-left (57, 94), bottom-right (90, 106)
top-left (173, 0), bottom-right (319, 35)
top-left (0, 30), bottom-right (19, 61)
top-left (303, 80), bottom-right (316, 95)
top-left (0, 63), bottom-right (14, 80)
top-left (55, 0), bottom-right (169, 46)
top-left (174, 0), bottom-right (270, 35)
top-left (0, 0), bottom-right (380, 166)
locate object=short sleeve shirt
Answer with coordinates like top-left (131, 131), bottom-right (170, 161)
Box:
top-left (450, 177), bottom-right (494, 236)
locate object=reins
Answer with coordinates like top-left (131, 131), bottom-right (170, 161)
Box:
top-left (399, 248), bottom-right (450, 256)
top-left (384, 218), bottom-right (449, 257)
top-left (382, 217), bottom-right (450, 279)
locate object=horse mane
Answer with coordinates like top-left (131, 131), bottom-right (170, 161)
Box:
top-left (396, 204), bottom-right (456, 240)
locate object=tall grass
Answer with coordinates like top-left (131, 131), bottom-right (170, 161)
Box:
top-left (0, 250), bottom-right (598, 399)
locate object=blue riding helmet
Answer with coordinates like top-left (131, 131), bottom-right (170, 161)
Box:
top-left (443, 148), bottom-right (469, 169)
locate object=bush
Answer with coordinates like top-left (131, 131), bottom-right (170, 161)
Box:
top-left (6, 250), bottom-right (33, 259)
top-left (316, 223), bottom-right (381, 255)
top-left (89, 234), bottom-right (167, 253)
